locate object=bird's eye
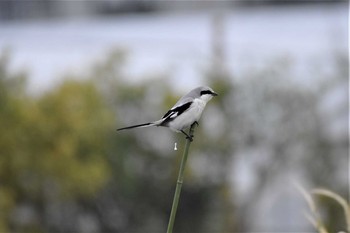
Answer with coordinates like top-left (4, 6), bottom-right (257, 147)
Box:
top-left (200, 90), bottom-right (212, 96)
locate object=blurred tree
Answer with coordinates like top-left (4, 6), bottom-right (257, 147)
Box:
top-left (302, 52), bottom-right (348, 231)
top-left (0, 50), bottom-right (35, 232)
top-left (34, 79), bottom-right (113, 232)
top-left (226, 57), bottom-right (348, 232)
top-left (0, 50), bottom-right (113, 232)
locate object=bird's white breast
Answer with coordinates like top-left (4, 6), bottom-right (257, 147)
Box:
top-left (168, 98), bottom-right (207, 132)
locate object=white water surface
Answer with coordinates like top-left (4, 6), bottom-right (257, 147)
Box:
top-left (0, 4), bottom-right (347, 93)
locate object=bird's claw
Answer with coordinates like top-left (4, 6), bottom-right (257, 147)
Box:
top-left (186, 135), bottom-right (194, 142)
top-left (181, 130), bottom-right (194, 142)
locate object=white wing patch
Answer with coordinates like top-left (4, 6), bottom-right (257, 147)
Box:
top-left (169, 112), bottom-right (178, 118)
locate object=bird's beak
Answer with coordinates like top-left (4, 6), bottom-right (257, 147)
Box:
top-left (212, 92), bottom-right (218, 96)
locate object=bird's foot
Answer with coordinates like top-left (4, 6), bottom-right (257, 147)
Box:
top-left (181, 130), bottom-right (194, 142)
top-left (192, 121), bottom-right (199, 127)
top-left (186, 135), bottom-right (194, 142)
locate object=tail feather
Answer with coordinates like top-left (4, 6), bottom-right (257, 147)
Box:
top-left (116, 122), bottom-right (155, 131)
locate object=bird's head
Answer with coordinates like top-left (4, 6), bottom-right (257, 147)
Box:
top-left (197, 86), bottom-right (218, 103)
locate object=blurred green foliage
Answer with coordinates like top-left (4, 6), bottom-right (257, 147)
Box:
top-left (0, 48), bottom-right (347, 233)
top-left (0, 51), bottom-right (113, 232)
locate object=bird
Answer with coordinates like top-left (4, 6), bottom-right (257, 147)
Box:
top-left (116, 86), bottom-right (218, 141)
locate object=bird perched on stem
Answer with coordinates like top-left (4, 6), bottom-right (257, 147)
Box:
top-left (117, 86), bottom-right (218, 141)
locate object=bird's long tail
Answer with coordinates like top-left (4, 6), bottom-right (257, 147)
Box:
top-left (116, 120), bottom-right (162, 131)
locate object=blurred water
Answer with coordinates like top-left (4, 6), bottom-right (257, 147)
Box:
top-left (0, 4), bottom-right (347, 93)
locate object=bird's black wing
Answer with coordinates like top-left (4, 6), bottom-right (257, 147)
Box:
top-left (160, 101), bottom-right (192, 125)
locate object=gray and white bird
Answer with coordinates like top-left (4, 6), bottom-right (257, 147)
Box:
top-left (117, 86), bottom-right (218, 140)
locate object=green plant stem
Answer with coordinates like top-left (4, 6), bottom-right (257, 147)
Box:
top-left (166, 124), bottom-right (196, 233)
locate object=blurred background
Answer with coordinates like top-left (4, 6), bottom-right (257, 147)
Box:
top-left (0, 0), bottom-right (348, 232)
